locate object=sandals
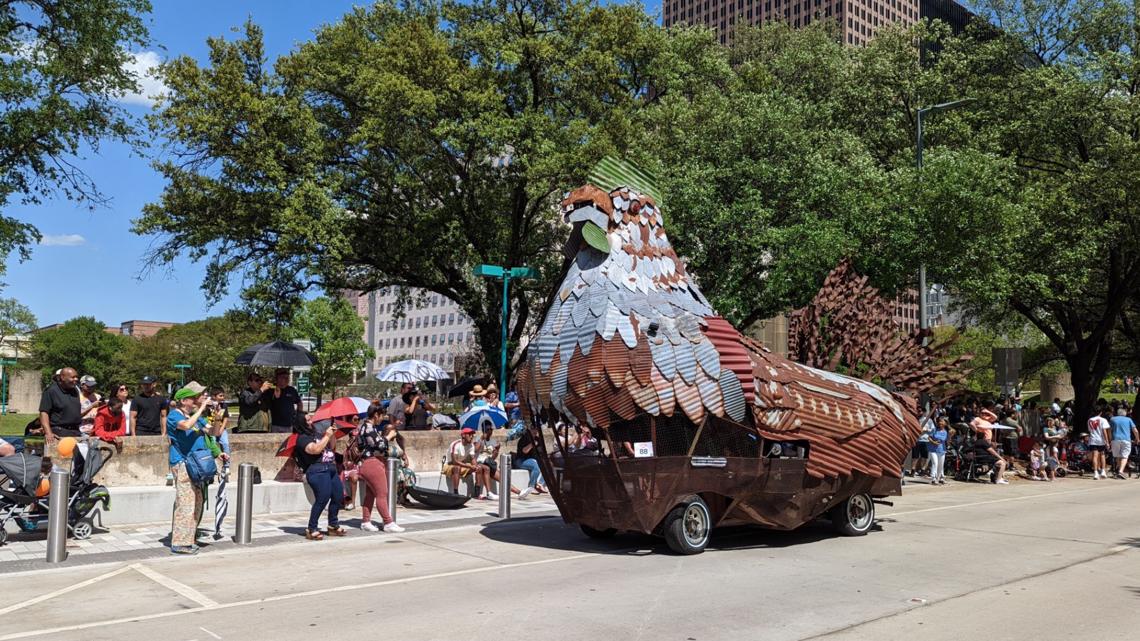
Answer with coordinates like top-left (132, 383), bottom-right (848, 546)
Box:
top-left (305, 529), bottom-right (324, 541)
top-left (326, 526), bottom-right (347, 537)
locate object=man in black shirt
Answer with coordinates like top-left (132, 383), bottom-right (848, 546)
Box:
top-left (39, 367), bottom-right (82, 442)
top-left (131, 375), bottom-right (168, 437)
top-left (269, 368), bottom-right (303, 433)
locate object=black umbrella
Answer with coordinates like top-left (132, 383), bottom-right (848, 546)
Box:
top-left (234, 340), bottom-right (316, 367)
top-left (448, 376), bottom-right (486, 398)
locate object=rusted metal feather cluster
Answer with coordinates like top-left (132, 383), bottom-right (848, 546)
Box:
top-left (786, 259), bottom-right (970, 395)
top-left (518, 184), bottom-right (750, 430)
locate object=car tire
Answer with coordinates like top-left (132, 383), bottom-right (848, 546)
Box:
top-left (831, 492), bottom-right (874, 536)
top-left (579, 524), bottom-right (617, 539)
top-left (663, 496), bottom-right (711, 555)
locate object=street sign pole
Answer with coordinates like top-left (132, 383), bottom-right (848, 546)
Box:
top-left (173, 363), bottom-right (192, 387)
top-left (475, 265), bottom-right (536, 389)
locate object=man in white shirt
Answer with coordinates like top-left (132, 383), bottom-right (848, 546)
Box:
top-left (1087, 408), bottom-right (1112, 479)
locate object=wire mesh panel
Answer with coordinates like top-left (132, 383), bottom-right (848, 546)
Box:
top-left (654, 413), bottom-right (700, 457)
top-left (692, 416), bottom-right (761, 458)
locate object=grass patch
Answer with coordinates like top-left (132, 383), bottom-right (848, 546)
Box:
top-left (0, 412), bottom-right (33, 436)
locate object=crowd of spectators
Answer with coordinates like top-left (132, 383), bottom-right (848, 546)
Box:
top-left (909, 395), bottom-right (1139, 485)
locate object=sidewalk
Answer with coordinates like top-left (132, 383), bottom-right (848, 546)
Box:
top-left (0, 492), bottom-right (559, 574)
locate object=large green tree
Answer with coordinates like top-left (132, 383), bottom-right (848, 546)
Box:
top-left (283, 296), bottom-right (370, 401)
top-left (650, 21), bottom-right (1018, 328)
top-left (136, 0), bottom-right (722, 377)
top-left (29, 316), bottom-right (128, 385)
top-left (1, 0), bottom-right (152, 273)
top-left (926, 0), bottom-right (1140, 425)
top-left (0, 297), bottom-right (36, 357)
top-left (110, 311), bottom-right (273, 393)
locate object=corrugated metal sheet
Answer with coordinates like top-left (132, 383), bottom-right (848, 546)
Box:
top-left (702, 316), bottom-right (755, 405)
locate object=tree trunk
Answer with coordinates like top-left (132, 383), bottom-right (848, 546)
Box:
top-left (1064, 334), bottom-right (1112, 432)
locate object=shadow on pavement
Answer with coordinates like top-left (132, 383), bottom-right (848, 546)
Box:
top-left (478, 515), bottom-right (865, 556)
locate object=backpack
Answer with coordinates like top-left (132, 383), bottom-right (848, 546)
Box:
top-left (183, 438), bottom-right (218, 484)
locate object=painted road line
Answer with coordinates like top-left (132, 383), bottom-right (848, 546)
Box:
top-left (130, 563), bottom-right (219, 608)
top-left (0, 552), bottom-right (598, 640)
top-left (887, 485), bottom-right (1112, 517)
top-left (0, 565), bottom-right (133, 616)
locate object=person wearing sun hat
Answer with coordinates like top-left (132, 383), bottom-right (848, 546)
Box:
top-left (166, 381), bottom-right (224, 555)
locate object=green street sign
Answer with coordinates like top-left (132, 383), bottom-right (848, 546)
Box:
top-left (474, 264), bottom-right (504, 278)
top-left (510, 266), bottom-right (538, 279)
top-left (297, 379), bottom-right (310, 394)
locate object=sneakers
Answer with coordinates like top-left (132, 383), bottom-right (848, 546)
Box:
top-left (170, 545), bottom-right (198, 555)
top-left (383, 522), bottom-right (405, 533)
top-left (360, 521), bottom-right (380, 532)
top-left (486, 492), bottom-right (498, 500)
top-left (519, 486), bottom-right (534, 499)
top-left (996, 478), bottom-right (1009, 485)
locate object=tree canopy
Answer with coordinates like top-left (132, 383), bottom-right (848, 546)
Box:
top-left (0, 297), bottom-right (36, 357)
top-left (283, 296), bottom-right (370, 400)
top-left (1, 0), bottom-right (152, 274)
top-left (137, 0), bottom-right (723, 375)
top-left (28, 316), bottom-right (128, 385)
top-left (111, 311), bottom-right (273, 392)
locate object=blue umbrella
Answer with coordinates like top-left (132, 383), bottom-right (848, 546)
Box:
top-left (458, 406), bottom-right (508, 430)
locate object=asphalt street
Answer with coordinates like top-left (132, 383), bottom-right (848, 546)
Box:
top-left (3, 477), bottom-right (1138, 641)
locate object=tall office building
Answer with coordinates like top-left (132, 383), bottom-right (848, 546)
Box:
top-left (351, 287), bottom-right (477, 377)
top-left (664, 0), bottom-right (955, 47)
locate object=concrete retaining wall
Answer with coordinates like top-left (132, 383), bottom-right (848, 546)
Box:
top-left (51, 429), bottom-right (524, 487)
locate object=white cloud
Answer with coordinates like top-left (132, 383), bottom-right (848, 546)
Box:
top-left (40, 234), bottom-right (86, 247)
top-left (116, 50), bottom-right (168, 107)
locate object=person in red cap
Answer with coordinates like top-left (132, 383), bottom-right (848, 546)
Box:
top-left (446, 427), bottom-right (495, 499)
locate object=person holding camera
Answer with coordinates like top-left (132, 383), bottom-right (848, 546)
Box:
top-left (403, 386), bottom-right (435, 430)
top-left (387, 382), bottom-right (414, 428)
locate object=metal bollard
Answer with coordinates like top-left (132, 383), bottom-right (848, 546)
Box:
top-left (498, 452), bottom-right (511, 519)
top-left (386, 457), bottom-right (399, 522)
top-left (234, 463), bottom-right (255, 544)
top-left (45, 468), bottom-right (70, 563)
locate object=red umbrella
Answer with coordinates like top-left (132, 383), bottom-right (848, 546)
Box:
top-left (309, 397), bottom-right (371, 424)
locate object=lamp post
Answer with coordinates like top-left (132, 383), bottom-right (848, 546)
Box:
top-left (474, 264), bottom-right (537, 390)
top-left (916, 98), bottom-right (973, 338)
top-left (173, 363), bottom-right (191, 387)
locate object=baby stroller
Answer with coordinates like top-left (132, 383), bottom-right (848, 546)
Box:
top-left (0, 440), bottom-right (113, 545)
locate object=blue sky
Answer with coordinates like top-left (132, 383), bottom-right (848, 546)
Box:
top-left (7, 1), bottom-right (670, 327)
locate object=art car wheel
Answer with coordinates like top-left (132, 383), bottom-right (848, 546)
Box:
top-left (663, 497), bottom-right (711, 555)
top-left (580, 524), bottom-right (617, 539)
top-left (71, 519), bottom-right (93, 540)
top-left (831, 493), bottom-right (874, 536)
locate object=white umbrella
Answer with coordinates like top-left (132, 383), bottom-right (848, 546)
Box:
top-left (376, 359), bottom-right (449, 383)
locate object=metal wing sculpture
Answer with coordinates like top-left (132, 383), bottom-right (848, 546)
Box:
top-left (517, 162), bottom-right (922, 482)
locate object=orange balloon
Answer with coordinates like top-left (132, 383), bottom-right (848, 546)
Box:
top-left (35, 478), bottom-right (50, 497)
top-left (56, 436), bottom-right (77, 459)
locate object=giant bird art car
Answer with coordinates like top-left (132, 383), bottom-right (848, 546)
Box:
top-left (516, 170), bottom-right (921, 555)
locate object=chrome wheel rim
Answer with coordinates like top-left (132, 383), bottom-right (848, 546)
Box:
top-left (683, 503), bottom-right (709, 547)
top-left (847, 494), bottom-right (873, 531)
